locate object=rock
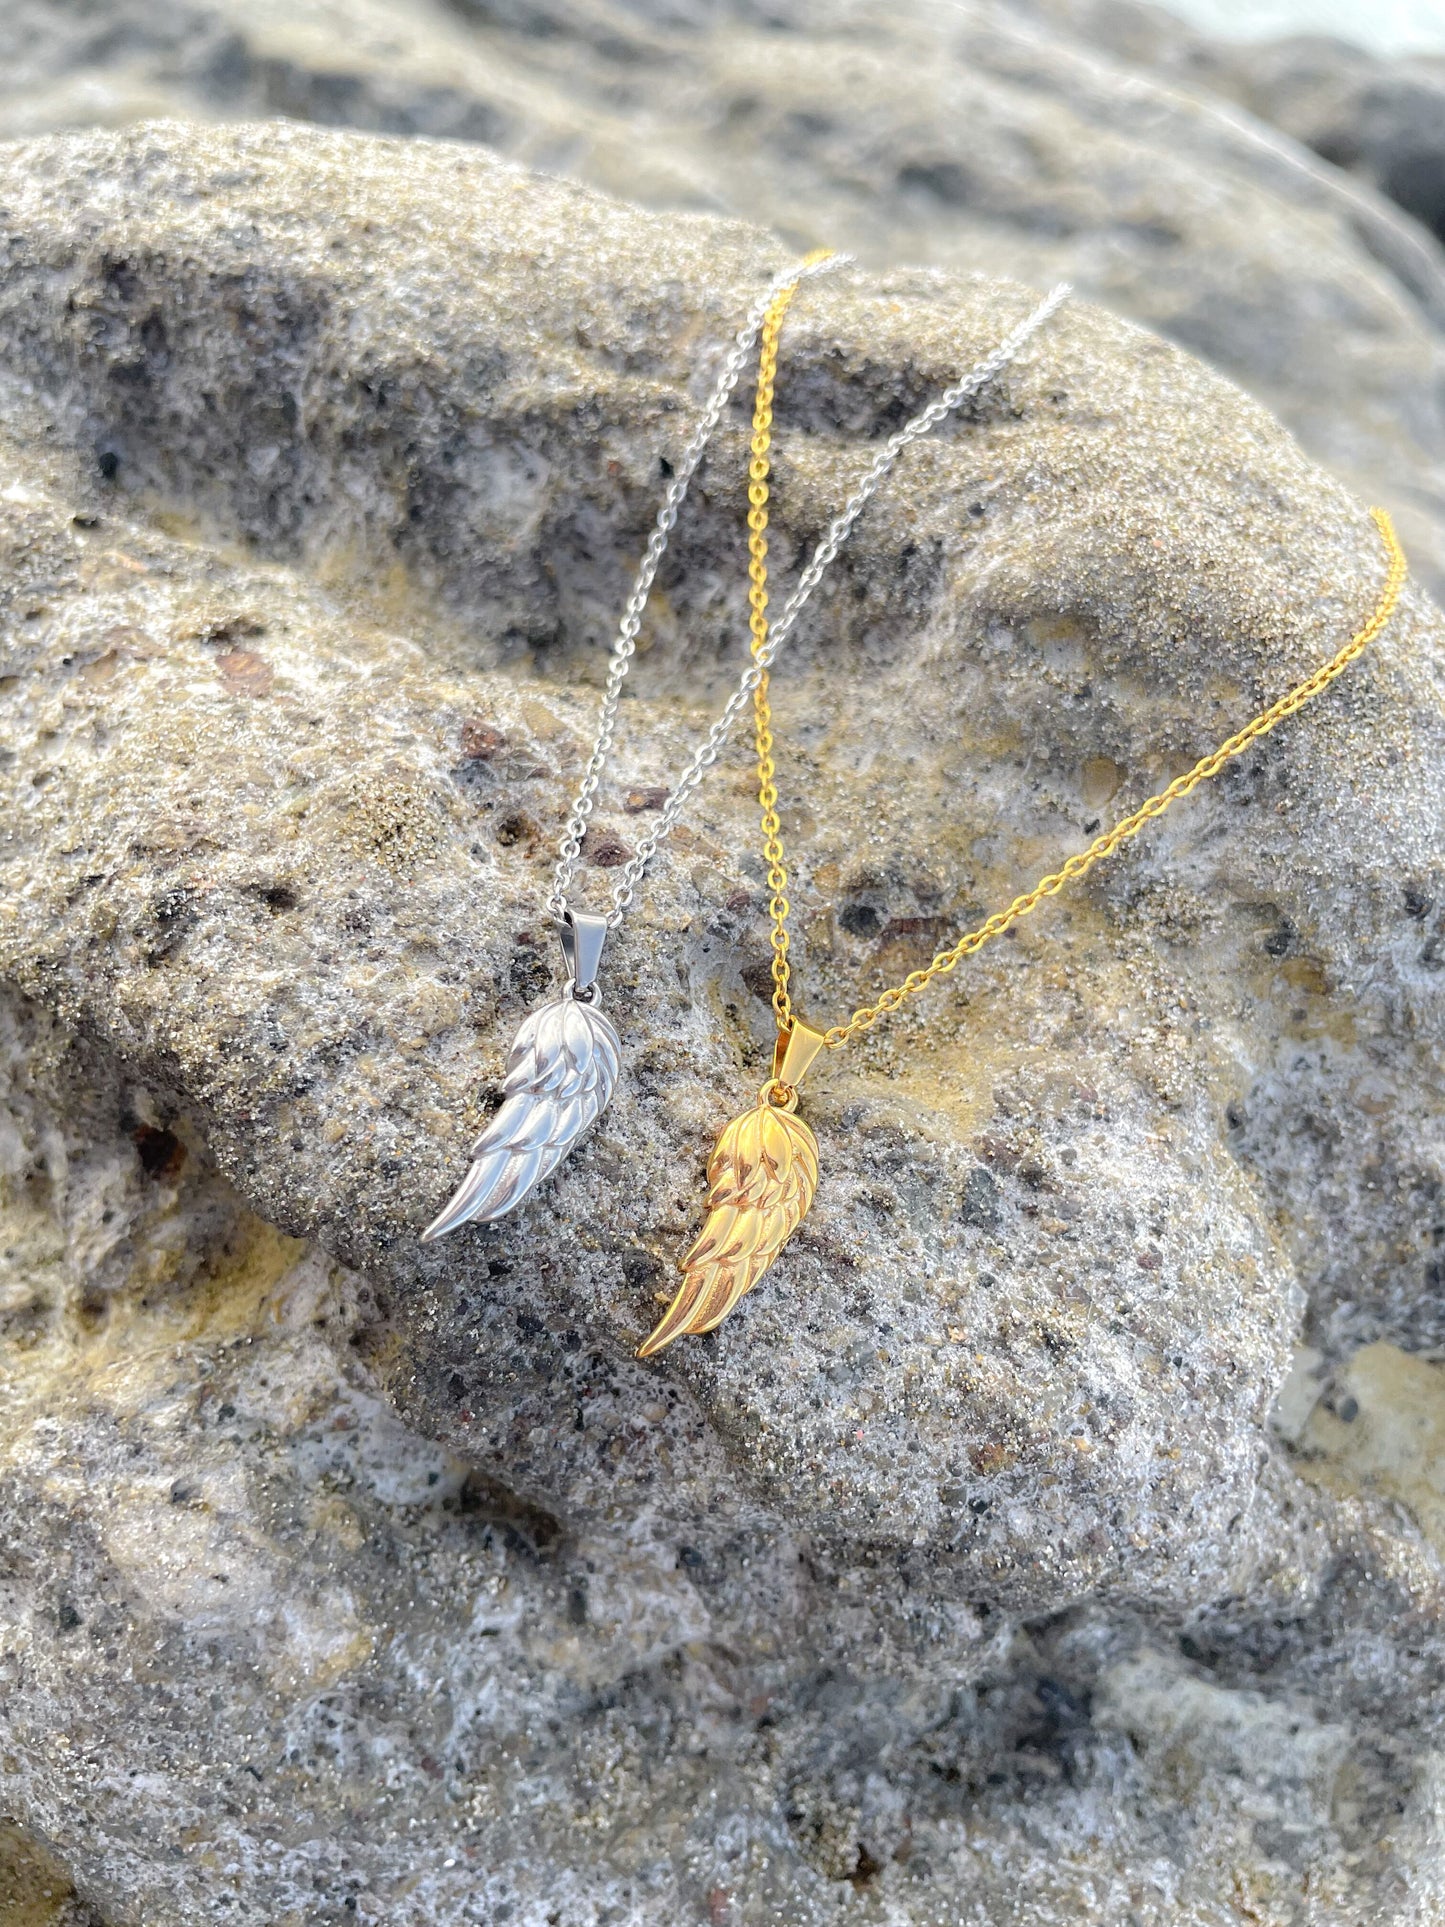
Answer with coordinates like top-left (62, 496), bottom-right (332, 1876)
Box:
top-left (0, 105), bottom-right (1443, 1927)
top-left (1, 0), bottom-right (1442, 595)
top-left (0, 113), bottom-right (1415, 1599)
top-left (0, 1821), bottom-right (100, 1927)
top-left (4, 982), bottom-right (1445, 1925)
top-left (1049, 3), bottom-right (1445, 250)
top-left (1216, 36), bottom-right (1445, 246)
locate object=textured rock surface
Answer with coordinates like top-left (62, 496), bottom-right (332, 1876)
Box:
top-left (5, 984), bottom-right (1445, 1926)
top-left (0, 114), bottom-right (1444, 1921)
top-left (2, 0), bottom-right (1443, 597)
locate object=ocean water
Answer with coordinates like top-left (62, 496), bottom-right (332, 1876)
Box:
top-left (1157, 0), bottom-right (1445, 56)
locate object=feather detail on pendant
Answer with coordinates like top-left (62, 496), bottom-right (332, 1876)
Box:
top-left (422, 993), bottom-right (620, 1237)
top-left (639, 1097), bottom-right (818, 1357)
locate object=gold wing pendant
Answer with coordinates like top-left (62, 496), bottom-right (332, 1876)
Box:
top-left (638, 1096), bottom-right (818, 1358)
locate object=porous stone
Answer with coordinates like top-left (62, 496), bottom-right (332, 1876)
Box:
top-left (4, 983), bottom-right (1445, 1926)
top-left (1, 0), bottom-right (1442, 592)
top-left (0, 113), bottom-right (1443, 1926)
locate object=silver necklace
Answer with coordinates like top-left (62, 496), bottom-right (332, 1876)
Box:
top-left (423, 272), bottom-right (1072, 1239)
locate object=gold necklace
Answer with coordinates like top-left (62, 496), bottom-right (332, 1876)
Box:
top-left (638, 302), bottom-right (1409, 1358)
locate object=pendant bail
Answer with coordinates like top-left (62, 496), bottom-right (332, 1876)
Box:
top-left (554, 909), bottom-right (609, 995)
top-left (771, 1017), bottom-right (826, 1094)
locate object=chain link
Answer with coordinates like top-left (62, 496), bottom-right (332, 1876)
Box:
top-left (545, 251), bottom-right (849, 924)
top-left (745, 281), bottom-right (805, 1031)
top-left (607, 283), bottom-right (1074, 926)
top-left (820, 507), bottom-right (1408, 1047)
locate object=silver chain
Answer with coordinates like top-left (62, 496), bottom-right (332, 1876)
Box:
top-left (548, 275), bottom-right (1073, 929)
top-left (546, 252), bottom-right (851, 921)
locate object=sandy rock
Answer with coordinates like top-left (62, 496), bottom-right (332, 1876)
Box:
top-left (1, 0), bottom-right (1442, 595)
top-left (0, 114), bottom-right (1426, 1597)
top-left (1, 114), bottom-right (1444, 1925)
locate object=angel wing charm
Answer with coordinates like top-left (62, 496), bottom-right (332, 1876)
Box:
top-left (639, 1092), bottom-right (818, 1357)
top-left (422, 992), bottom-right (620, 1238)
top-left (422, 912), bottom-right (620, 1239)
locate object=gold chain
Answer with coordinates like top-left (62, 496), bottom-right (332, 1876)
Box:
top-left (746, 438), bottom-right (1406, 1047)
top-left (747, 253), bottom-right (834, 1031)
top-left (825, 509), bottom-right (1406, 1044)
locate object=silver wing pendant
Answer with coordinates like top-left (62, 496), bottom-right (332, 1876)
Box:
top-left (422, 991), bottom-right (621, 1238)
